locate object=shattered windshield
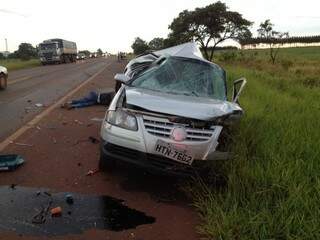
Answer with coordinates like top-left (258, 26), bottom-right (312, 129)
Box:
top-left (130, 57), bottom-right (226, 100)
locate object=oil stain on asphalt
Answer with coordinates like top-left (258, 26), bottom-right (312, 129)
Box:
top-left (0, 186), bottom-right (155, 236)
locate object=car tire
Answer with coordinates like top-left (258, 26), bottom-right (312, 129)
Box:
top-left (0, 74), bottom-right (7, 90)
top-left (99, 149), bottom-right (116, 171)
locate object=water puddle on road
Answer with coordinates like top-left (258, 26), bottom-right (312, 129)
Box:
top-left (0, 186), bottom-right (155, 236)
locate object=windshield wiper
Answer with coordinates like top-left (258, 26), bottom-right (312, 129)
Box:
top-left (182, 91), bottom-right (198, 97)
top-left (163, 91), bottom-right (199, 97)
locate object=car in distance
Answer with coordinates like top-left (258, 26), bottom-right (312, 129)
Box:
top-left (76, 53), bottom-right (86, 60)
top-left (100, 42), bottom-right (246, 176)
top-left (0, 66), bottom-right (8, 90)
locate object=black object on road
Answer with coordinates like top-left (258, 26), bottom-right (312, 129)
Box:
top-left (0, 155), bottom-right (25, 171)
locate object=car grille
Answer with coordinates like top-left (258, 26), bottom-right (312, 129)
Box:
top-left (143, 116), bottom-right (215, 142)
top-left (43, 52), bottom-right (53, 60)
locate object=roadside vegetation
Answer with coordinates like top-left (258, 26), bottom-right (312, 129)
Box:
top-left (0, 42), bottom-right (40, 71)
top-left (190, 46), bottom-right (320, 239)
top-left (0, 59), bottom-right (40, 71)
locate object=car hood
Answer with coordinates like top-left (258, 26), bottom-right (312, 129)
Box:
top-left (124, 87), bottom-right (243, 121)
top-left (0, 66), bottom-right (7, 74)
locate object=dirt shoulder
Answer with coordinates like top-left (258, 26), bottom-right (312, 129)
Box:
top-left (0, 59), bottom-right (200, 240)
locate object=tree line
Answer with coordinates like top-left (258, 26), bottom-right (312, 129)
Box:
top-left (0, 43), bottom-right (38, 60)
top-left (240, 35), bottom-right (320, 45)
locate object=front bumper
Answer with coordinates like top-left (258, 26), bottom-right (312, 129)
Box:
top-left (101, 117), bottom-right (226, 176)
top-left (40, 56), bottom-right (60, 62)
top-left (101, 141), bottom-right (204, 176)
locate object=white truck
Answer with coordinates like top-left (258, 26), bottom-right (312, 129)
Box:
top-left (38, 39), bottom-right (77, 65)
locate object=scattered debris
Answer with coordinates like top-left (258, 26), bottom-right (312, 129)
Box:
top-left (77, 162), bottom-right (82, 167)
top-left (88, 136), bottom-right (99, 144)
top-left (10, 184), bottom-right (17, 189)
top-left (52, 137), bottom-right (57, 144)
top-left (32, 201), bottom-right (52, 224)
top-left (27, 100), bottom-right (32, 103)
top-left (90, 117), bottom-right (103, 122)
top-left (36, 126), bottom-right (41, 130)
top-left (0, 155), bottom-right (25, 171)
top-left (36, 191), bottom-right (41, 196)
top-left (73, 136), bottom-right (99, 146)
top-left (46, 125), bottom-right (57, 130)
top-left (24, 107), bottom-right (32, 113)
top-left (9, 141), bottom-right (33, 147)
top-left (35, 103), bottom-right (44, 108)
top-left (50, 206), bottom-right (62, 217)
top-left (74, 119), bottom-right (83, 125)
top-left (65, 194), bottom-right (74, 205)
top-left (44, 191), bottom-right (52, 197)
top-left (86, 169), bottom-right (99, 176)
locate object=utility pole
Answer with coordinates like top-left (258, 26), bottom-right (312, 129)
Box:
top-left (5, 38), bottom-right (8, 52)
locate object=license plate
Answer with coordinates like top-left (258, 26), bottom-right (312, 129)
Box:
top-left (154, 140), bottom-right (194, 165)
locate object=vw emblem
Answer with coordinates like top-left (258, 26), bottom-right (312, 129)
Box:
top-left (171, 127), bottom-right (187, 142)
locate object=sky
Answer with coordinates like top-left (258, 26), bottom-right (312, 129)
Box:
top-left (0, 0), bottom-right (319, 53)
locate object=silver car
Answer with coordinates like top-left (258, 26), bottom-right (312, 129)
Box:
top-left (0, 66), bottom-right (8, 90)
top-left (100, 43), bottom-right (246, 176)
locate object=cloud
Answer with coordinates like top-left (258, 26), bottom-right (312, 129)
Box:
top-left (0, 8), bottom-right (28, 18)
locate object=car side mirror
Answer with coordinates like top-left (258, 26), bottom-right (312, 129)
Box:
top-left (232, 77), bottom-right (247, 104)
top-left (114, 73), bottom-right (130, 84)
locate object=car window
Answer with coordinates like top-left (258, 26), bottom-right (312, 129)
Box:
top-left (130, 56), bottom-right (226, 100)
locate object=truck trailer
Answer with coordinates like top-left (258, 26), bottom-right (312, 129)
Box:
top-left (38, 39), bottom-right (77, 65)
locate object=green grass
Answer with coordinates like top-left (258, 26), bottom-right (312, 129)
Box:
top-left (192, 47), bottom-right (320, 239)
top-left (0, 58), bottom-right (41, 71)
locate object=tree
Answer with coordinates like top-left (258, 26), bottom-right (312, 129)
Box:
top-left (148, 38), bottom-right (165, 50)
top-left (131, 37), bottom-right (150, 55)
top-left (97, 48), bottom-right (103, 56)
top-left (257, 19), bottom-right (289, 64)
top-left (14, 43), bottom-right (37, 60)
top-left (168, 1), bottom-right (252, 61)
top-left (0, 53), bottom-right (4, 60)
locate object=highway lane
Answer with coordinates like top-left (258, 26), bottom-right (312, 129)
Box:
top-left (0, 58), bottom-right (114, 141)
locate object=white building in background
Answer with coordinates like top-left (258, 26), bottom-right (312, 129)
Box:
top-left (242, 42), bottom-right (320, 50)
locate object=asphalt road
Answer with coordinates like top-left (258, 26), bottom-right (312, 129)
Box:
top-left (0, 58), bottom-right (112, 141)
top-left (0, 60), bottom-right (199, 239)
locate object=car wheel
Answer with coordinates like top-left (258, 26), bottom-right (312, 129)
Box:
top-left (99, 149), bottom-right (116, 171)
top-left (0, 74), bottom-right (7, 90)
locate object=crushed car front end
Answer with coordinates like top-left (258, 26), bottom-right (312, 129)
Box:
top-left (100, 43), bottom-right (246, 176)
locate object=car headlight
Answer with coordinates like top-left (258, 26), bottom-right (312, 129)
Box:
top-left (106, 110), bottom-right (138, 131)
